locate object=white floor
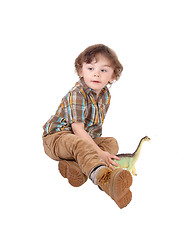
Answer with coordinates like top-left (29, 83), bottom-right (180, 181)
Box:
top-left (1, 1), bottom-right (184, 239)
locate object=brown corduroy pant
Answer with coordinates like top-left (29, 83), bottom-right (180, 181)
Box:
top-left (42, 131), bottom-right (119, 176)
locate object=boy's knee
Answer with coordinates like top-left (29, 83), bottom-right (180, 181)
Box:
top-left (108, 137), bottom-right (119, 153)
top-left (98, 137), bottom-right (119, 155)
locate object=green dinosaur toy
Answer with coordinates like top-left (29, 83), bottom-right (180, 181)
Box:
top-left (113, 136), bottom-right (150, 176)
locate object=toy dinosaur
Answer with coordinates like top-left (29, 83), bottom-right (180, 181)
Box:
top-left (113, 136), bottom-right (150, 176)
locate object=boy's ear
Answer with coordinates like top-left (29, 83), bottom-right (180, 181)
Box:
top-left (78, 68), bottom-right (83, 78)
top-left (109, 75), bottom-right (115, 84)
top-left (109, 79), bottom-right (114, 84)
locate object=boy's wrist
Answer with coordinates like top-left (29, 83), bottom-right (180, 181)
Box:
top-left (92, 144), bottom-right (103, 154)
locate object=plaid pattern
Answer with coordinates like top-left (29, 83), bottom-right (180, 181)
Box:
top-left (43, 78), bottom-right (111, 139)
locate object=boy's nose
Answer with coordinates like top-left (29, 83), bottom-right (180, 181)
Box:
top-left (94, 71), bottom-right (99, 77)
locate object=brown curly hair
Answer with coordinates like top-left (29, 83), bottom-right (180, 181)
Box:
top-left (75, 44), bottom-right (123, 81)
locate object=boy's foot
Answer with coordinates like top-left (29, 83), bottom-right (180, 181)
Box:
top-left (96, 168), bottom-right (133, 209)
top-left (58, 160), bottom-right (87, 187)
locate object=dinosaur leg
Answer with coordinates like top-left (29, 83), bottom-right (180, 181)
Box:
top-left (127, 163), bottom-right (133, 172)
top-left (127, 163), bottom-right (137, 176)
top-left (131, 165), bottom-right (137, 176)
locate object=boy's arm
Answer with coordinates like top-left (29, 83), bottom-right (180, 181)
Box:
top-left (71, 122), bottom-right (119, 169)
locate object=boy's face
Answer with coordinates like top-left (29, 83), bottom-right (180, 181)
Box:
top-left (79, 54), bottom-right (114, 96)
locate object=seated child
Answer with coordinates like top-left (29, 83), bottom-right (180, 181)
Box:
top-left (42, 44), bottom-right (133, 209)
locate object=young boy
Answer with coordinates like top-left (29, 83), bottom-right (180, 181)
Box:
top-left (42, 44), bottom-right (133, 209)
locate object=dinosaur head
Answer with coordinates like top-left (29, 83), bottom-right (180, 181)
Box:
top-left (143, 136), bottom-right (151, 141)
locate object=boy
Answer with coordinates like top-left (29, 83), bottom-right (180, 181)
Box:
top-left (42, 44), bottom-right (133, 208)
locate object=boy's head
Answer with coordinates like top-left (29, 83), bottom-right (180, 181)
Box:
top-left (75, 44), bottom-right (123, 82)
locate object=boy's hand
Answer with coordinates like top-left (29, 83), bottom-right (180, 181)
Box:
top-left (98, 150), bottom-right (120, 170)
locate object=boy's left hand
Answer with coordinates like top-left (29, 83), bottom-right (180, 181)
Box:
top-left (98, 150), bottom-right (120, 170)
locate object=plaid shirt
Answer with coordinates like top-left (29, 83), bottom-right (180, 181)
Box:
top-left (43, 78), bottom-right (111, 139)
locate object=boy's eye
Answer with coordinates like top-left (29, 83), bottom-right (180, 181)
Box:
top-left (88, 67), bottom-right (93, 71)
top-left (101, 69), bottom-right (107, 72)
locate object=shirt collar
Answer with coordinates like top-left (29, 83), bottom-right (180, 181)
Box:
top-left (78, 77), bottom-right (108, 98)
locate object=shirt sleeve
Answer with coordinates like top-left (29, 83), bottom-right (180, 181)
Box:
top-left (100, 89), bottom-right (111, 124)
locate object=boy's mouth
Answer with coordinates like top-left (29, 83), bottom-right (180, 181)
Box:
top-left (92, 80), bottom-right (100, 83)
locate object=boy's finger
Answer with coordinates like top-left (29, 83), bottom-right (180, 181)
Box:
top-left (110, 159), bottom-right (119, 167)
top-left (109, 164), bottom-right (115, 170)
top-left (110, 154), bottom-right (120, 160)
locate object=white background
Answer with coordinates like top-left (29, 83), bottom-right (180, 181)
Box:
top-left (1, 0), bottom-right (184, 239)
